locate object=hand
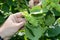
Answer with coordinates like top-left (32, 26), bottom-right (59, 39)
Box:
top-left (29, 0), bottom-right (34, 8)
top-left (29, 0), bottom-right (39, 8)
top-left (0, 12), bottom-right (26, 39)
top-left (29, 0), bottom-right (41, 8)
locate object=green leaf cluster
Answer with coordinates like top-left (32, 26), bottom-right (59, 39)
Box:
top-left (23, 0), bottom-right (60, 40)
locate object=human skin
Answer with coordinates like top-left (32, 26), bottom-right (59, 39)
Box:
top-left (0, 12), bottom-right (26, 40)
top-left (29, 0), bottom-right (40, 8)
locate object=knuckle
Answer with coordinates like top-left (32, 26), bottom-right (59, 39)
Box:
top-left (9, 14), bottom-right (14, 17)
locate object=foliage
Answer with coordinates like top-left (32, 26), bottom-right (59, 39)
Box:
top-left (0, 0), bottom-right (60, 40)
top-left (23, 0), bottom-right (60, 40)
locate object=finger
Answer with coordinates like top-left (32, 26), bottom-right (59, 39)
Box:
top-left (29, 0), bottom-right (34, 8)
top-left (16, 18), bottom-right (26, 23)
top-left (8, 14), bottom-right (17, 23)
top-left (16, 21), bottom-right (26, 29)
top-left (14, 12), bottom-right (23, 18)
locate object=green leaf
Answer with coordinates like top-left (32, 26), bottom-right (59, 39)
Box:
top-left (46, 18), bottom-right (60, 37)
top-left (30, 6), bottom-right (41, 12)
top-left (54, 18), bottom-right (60, 26)
top-left (0, 15), bottom-right (5, 25)
top-left (6, 0), bottom-right (13, 6)
top-left (45, 14), bottom-right (55, 26)
top-left (49, 0), bottom-right (59, 3)
top-left (52, 9), bottom-right (60, 16)
top-left (50, 2), bottom-right (60, 12)
top-left (1, 3), bottom-right (9, 12)
top-left (25, 22), bottom-right (48, 40)
top-left (47, 26), bottom-right (60, 37)
top-left (23, 11), bottom-right (38, 27)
